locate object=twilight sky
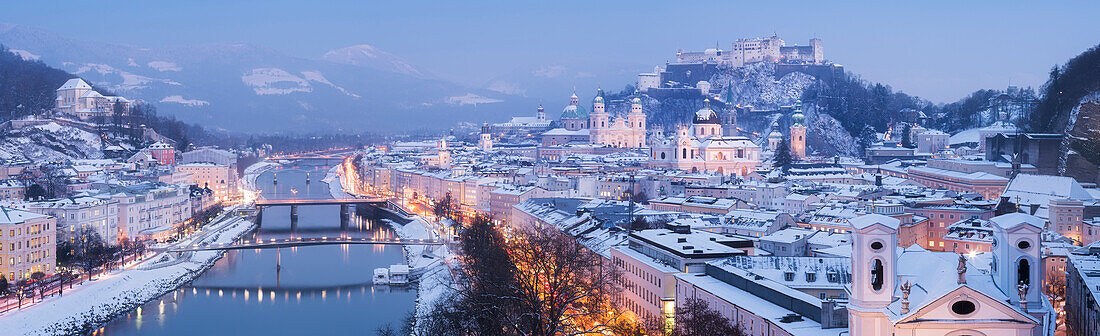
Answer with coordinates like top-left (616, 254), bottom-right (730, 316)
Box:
top-left (4, 0), bottom-right (1097, 103)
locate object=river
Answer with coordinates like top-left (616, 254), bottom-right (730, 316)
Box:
top-left (96, 160), bottom-right (416, 335)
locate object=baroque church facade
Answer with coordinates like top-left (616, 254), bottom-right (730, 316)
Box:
top-left (848, 213), bottom-right (1053, 336)
top-left (647, 99), bottom-right (761, 176)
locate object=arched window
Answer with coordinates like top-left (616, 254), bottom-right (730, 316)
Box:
top-left (1018, 259), bottom-right (1030, 288)
top-left (682, 148), bottom-right (687, 159)
top-left (871, 259), bottom-right (884, 291)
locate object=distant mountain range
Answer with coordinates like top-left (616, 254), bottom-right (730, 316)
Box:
top-left (0, 23), bottom-right (536, 133)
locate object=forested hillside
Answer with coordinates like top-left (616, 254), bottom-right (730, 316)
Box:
top-left (0, 44), bottom-right (72, 120)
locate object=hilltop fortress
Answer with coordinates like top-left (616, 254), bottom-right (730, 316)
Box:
top-left (676, 35), bottom-right (824, 67)
top-left (638, 35), bottom-right (842, 96)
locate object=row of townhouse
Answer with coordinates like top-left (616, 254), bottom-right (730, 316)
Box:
top-left (18, 182), bottom-right (193, 245)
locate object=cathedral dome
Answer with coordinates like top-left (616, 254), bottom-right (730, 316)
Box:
top-left (768, 130), bottom-right (783, 139)
top-left (593, 88), bottom-right (605, 104)
top-left (561, 103), bottom-right (588, 119)
top-left (693, 99), bottom-right (720, 124)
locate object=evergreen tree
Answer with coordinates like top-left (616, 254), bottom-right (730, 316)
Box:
top-left (774, 137), bottom-right (792, 173)
top-left (24, 184), bottom-right (47, 200)
top-left (901, 124), bottom-right (914, 148)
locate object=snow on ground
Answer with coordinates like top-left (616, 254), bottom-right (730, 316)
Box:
top-left (321, 44), bottom-right (425, 77)
top-left (8, 49), bottom-right (39, 61)
top-left (0, 209), bottom-right (256, 336)
top-left (324, 165), bottom-right (352, 199)
top-left (301, 71), bottom-right (360, 98)
top-left (327, 164), bottom-right (454, 320)
top-left (447, 93), bottom-right (503, 106)
top-left (69, 63), bottom-right (181, 91)
top-left (147, 61), bottom-right (182, 72)
top-left (0, 122), bottom-right (104, 161)
top-left (242, 161), bottom-right (280, 191)
top-left (240, 68), bottom-right (313, 95)
top-left (159, 95), bottom-right (210, 106)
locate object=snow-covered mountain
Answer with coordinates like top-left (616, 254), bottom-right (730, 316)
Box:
top-left (0, 23), bottom-right (530, 133)
top-left (322, 44), bottom-right (425, 78)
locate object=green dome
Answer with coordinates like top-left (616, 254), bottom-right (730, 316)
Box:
top-left (769, 130), bottom-right (783, 139)
top-left (631, 96), bottom-right (642, 104)
top-left (791, 110), bottom-right (805, 126)
top-left (593, 88), bottom-right (605, 104)
top-left (561, 103), bottom-right (588, 119)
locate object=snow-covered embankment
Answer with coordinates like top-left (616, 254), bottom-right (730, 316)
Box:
top-left (325, 162), bottom-right (453, 322)
top-left (0, 212), bottom-right (257, 336)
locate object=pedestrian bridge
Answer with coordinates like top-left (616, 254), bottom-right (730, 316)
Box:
top-left (254, 198), bottom-right (386, 207)
top-left (268, 147), bottom-right (358, 160)
top-left (168, 236), bottom-right (444, 253)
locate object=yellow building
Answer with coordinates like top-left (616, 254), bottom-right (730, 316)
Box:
top-left (0, 207), bottom-right (57, 281)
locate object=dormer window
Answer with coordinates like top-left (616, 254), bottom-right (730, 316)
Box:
top-left (784, 272), bottom-right (794, 281)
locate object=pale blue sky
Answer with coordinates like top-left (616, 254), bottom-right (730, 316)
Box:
top-left (4, 0), bottom-right (1097, 102)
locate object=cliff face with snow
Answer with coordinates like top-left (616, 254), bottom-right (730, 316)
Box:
top-left (0, 122), bottom-right (103, 161)
top-left (1059, 92), bottom-right (1100, 183)
top-left (711, 62), bottom-right (817, 109)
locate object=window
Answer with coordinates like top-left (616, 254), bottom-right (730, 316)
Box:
top-left (871, 259), bottom-right (884, 290)
top-left (951, 300), bottom-right (976, 315)
top-left (806, 273), bottom-right (816, 282)
top-left (1018, 259), bottom-right (1030, 287)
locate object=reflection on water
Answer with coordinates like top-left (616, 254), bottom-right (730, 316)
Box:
top-left (98, 161), bottom-right (417, 335)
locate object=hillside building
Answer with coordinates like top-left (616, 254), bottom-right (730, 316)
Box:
top-left (55, 78), bottom-right (132, 122)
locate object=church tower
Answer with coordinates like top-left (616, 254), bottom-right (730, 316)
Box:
top-left (536, 103), bottom-right (546, 121)
top-left (479, 123), bottom-right (493, 151)
top-left (848, 214), bottom-right (899, 336)
top-left (767, 122), bottom-right (782, 151)
top-left (790, 108), bottom-right (806, 160)
top-left (675, 125), bottom-right (692, 162)
top-left (722, 85), bottom-right (738, 136)
top-left (990, 213), bottom-right (1045, 312)
top-left (628, 95), bottom-right (646, 147)
top-left (590, 88), bottom-right (610, 145)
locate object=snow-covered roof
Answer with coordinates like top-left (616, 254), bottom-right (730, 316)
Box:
top-left (80, 90), bottom-right (105, 99)
top-left (990, 213), bottom-right (1044, 231)
top-left (57, 78), bottom-right (92, 91)
top-left (849, 214), bottom-right (900, 230)
top-left (0, 207), bottom-right (49, 224)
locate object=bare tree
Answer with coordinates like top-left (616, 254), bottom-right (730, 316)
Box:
top-left (423, 216), bottom-right (640, 336)
top-left (504, 225), bottom-right (631, 336)
top-left (661, 297), bottom-right (745, 336)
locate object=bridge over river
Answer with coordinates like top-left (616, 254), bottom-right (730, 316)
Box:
top-left (169, 236), bottom-right (444, 253)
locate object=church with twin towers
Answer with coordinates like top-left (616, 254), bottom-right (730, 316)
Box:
top-left (531, 87), bottom-right (808, 176)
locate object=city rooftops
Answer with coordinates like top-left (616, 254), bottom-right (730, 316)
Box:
top-left (629, 228), bottom-right (747, 259)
